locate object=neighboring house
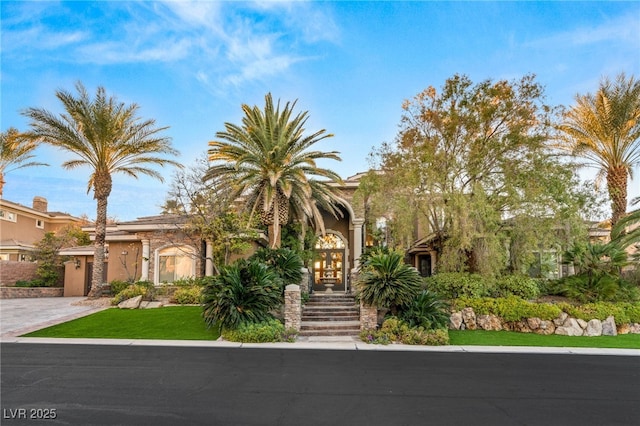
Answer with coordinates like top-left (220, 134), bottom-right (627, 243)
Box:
top-left (0, 196), bottom-right (82, 262)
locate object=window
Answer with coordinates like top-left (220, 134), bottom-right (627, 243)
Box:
top-left (36, 219), bottom-right (44, 229)
top-left (158, 246), bottom-right (195, 283)
top-left (0, 210), bottom-right (17, 222)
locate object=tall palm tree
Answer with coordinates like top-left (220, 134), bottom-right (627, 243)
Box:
top-left (22, 82), bottom-right (181, 297)
top-left (0, 127), bottom-right (48, 197)
top-left (205, 93), bottom-right (345, 248)
top-left (558, 73), bottom-right (640, 226)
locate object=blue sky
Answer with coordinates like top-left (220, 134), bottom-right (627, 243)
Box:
top-left (2, 1), bottom-right (639, 221)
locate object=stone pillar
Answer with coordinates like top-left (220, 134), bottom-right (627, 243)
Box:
top-left (360, 300), bottom-right (377, 330)
top-left (352, 219), bottom-right (364, 271)
top-left (141, 239), bottom-right (150, 281)
top-left (205, 241), bottom-right (214, 277)
top-left (284, 284), bottom-right (301, 332)
top-left (300, 267), bottom-right (310, 295)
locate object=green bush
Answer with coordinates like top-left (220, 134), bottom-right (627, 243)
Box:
top-left (357, 249), bottom-right (422, 313)
top-left (249, 248), bottom-right (304, 286)
top-left (111, 284), bottom-right (149, 305)
top-left (109, 280), bottom-right (132, 296)
top-left (15, 279), bottom-right (48, 287)
top-left (453, 296), bottom-right (562, 322)
top-left (221, 318), bottom-right (297, 343)
top-left (423, 272), bottom-right (491, 299)
top-left (561, 301), bottom-right (640, 325)
top-left (399, 289), bottom-right (450, 330)
top-left (172, 286), bottom-right (203, 305)
top-left (360, 317), bottom-right (450, 346)
top-left (202, 259), bottom-right (284, 330)
top-left (492, 275), bottom-right (540, 300)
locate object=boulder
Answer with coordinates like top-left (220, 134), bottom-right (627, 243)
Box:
top-left (534, 320), bottom-right (556, 335)
top-left (602, 316), bottom-right (617, 336)
top-left (507, 321), bottom-right (532, 333)
top-left (629, 323), bottom-right (640, 334)
top-left (461, 307), bottom-right (477, 330)
top-left (477, 314), bottom-right (502, 331)
top-left (118, 295), bottom-right (142, 309)
top-left (140, 301), bottom-right (164, 309)
top-left (584, 319), bottom-right (603, 337)
top-left (553, 312), bottom-right (568, 327)
top-left (556, 318), bottom-right (583, 336)
top-left (527, 317), bottom-right (541, 331)
top-left (449, 312), bottom-right (463, 330)
top-left (616, 323), bottom-right (631, 335)
top-left (576, 319), bottom-right (588, 330)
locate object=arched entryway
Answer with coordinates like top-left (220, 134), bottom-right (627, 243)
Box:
top-left (313, 232), bottom-right (348, 293)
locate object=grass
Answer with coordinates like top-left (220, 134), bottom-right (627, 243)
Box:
top-left (22, 307), bottom-right (640, 348)
top-left (449, 330), bottom-right (640, 349)
top-left (23, 306), bottom-right (221, 341)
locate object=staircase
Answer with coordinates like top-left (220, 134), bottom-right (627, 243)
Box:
top-left (299, 293), bottom-right (360, 337)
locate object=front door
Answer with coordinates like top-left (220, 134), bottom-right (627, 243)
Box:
top-left (313, 234), bottom-right (346, 293)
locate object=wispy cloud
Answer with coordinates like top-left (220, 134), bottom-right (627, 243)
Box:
top-left (524, 12), bottom-right (640, 49)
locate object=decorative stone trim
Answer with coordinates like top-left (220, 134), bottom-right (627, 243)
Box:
top-left (284, 284), bottom-right (301, 331)
top-left (0, 287), bottom-right (64, 299)
top-left (450, 308), bottom-right (640, 336)
top-left (360, 301), bottom-right (377, 330)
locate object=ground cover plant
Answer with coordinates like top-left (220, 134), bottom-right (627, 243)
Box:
top-left (23, 306), bottom-right (220, 340)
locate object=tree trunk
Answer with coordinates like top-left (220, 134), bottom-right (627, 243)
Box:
top-left (0, 172), bottom-right (4, 197)
top-left (607, 166), bottom-right (628, 227)
top-left (88, 173), bottom-right (112, 298)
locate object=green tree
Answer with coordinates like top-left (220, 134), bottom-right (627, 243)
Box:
top-left (205, 93), bottom-right (345, 248)
top-left (22, 82), bottom-right (181, 297)
top-left (362, 74), bottom-right (592, 275)
top-left (558, 73), bottom-right (640, 227)
top-left (0, 127), bottom-right (48, 197)
top-left (162, 154), bottom-right (257, 272)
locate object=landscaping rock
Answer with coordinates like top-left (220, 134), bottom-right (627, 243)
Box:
top-left (449, 312), bottom-right (463, 330)
top-left (584, 319), bottom-right (602, 337)
top-left (602, 316), bottom-right (617, 336)
top-left (461, 307), bottom-right (477, 330)
top-left (534, 320), bottom-right (555, 335)
top-left (576, 318), bottom-right (588, 330)
top-left (477, 314), bottom-right (502, 331)
top-left (510, 320), bottom-right (532, 333)
top-left (118, 295), bottom-right (142, 309)
top-left (527, 317), bottom-right (541, 331)
top-left (140, 301), bottom-right (164, 309)
top-left (556, 318), bottom-right (583, 336)
top-left (616, 323), bottom-right (631, 335)
top-left (553, 312), bottom-right (568, 327)
top-left (630, 323), bottom-right (640, 334)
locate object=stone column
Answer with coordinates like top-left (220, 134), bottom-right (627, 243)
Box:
top-left (141, 239), bottom-right (150, 281)
top-left (351, 219), bottom-right (364, 271)
top-left (360, 300), bottom-right (377, 330)
top-left (205, 241), bottom-right (214, 277)
top-left (284, 284), bottom-right (301, 332)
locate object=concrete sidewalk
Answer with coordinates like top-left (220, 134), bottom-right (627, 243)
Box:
top-left (1, 297), bottom-right (639, 356)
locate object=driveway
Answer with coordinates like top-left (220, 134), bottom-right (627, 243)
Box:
top-left (0, 297), bottom-right (109, 340)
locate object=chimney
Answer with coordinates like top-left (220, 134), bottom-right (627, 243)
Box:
top-left (32, 196), bottom-right (48, 212)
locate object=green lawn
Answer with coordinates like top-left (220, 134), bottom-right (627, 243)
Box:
top-left (448, 330), bottom-right (640, 349)
top-left (23, 306), bottom-right (221, 341)
top-left (23, 307), bottom-right (640, 348)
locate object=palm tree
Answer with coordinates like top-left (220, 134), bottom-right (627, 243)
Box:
top-left (558, 73), bottom-right (640, 226)
top-left (205, 93), bottom-right (345, 248)
top-left (0, 127), bottom-right (48, 197)
top-left (22, 82), bottom-right (181, 297)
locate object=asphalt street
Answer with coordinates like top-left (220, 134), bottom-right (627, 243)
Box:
top-left (1, 343), bottom-right (639, 426)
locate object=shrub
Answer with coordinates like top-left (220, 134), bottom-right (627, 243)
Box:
top-left (360, 317), bottom-right (450, 346)
top-left (492, 274), bottom-right (540, 300)
top-left (249, 248), bottom-right (304, 286)
top-left (357, 250), bottom-right (422, 313)
top-left (561, 301), bottom-right (640, 325)
top-left (109, 280), bottom-right (131, 296)
top-left (172, 286), bottom-right (204, 305)
top-left (221, 318), bottom-right (297, 343)
top-left (423, 272), bottom-right (491, 299)
top-left (202, 259), bottom-right (283, 330)
top-left (399, 289), bottom-right (450, 330)
top-left (15, 279), bottom-right (47, 288)
top-left (111, 284), bottom-right (149, 305)
top-left (453, 296), bottom-right (562, 322)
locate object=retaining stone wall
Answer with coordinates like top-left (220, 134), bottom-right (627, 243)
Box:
top-left (0, 287), bottom-right (64, 299)
top-left (450, 307), bottom-right (640, 337)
